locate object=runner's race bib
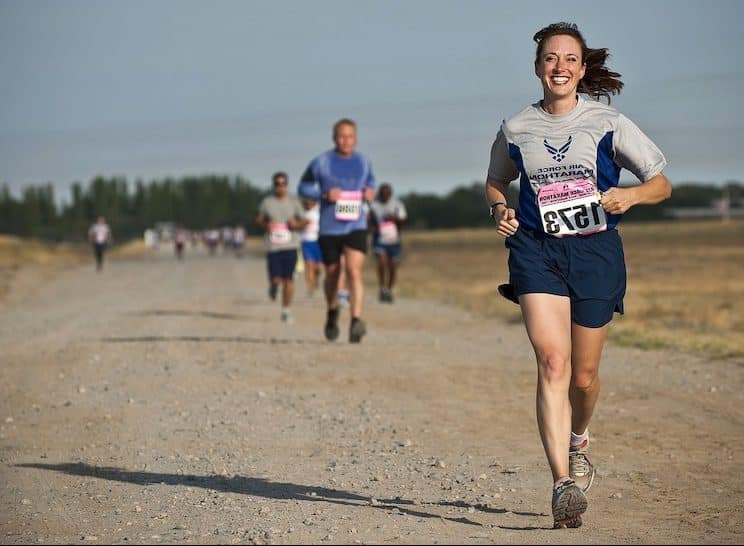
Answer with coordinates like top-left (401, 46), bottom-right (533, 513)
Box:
top-left (334, 191), bottom-right (363, 221)
top-left (378, 220), bottom-right (399, 244)
top-left (537, 179), bottom-right (607, 237)
top-left (269, 223), bottom-right (292, 245)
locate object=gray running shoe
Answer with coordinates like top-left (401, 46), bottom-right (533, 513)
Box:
top-left (349, 318), bottom-right (367, 343)
top-left (552, 479), bottom-right (588, 529)
top-left (569, 441), bottom-right (596, 493)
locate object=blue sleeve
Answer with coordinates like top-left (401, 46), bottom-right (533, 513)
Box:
top-left (298, 158), bottom-right (321, 200)
top-left (365, 157), bottom-right (377, 189)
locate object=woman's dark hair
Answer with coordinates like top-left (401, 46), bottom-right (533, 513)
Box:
top-left (533, 22), bottom-right (623, 103)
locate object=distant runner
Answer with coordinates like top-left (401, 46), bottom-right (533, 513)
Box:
top-left (88, 216), bottom-right (112, 272)
top-left (204, 229), bottom-right (220, 255)
top-left (485, 22), bottom-right (672, 529)
top-left (369, 183), bottom-right (407, 303)
top-left (233, 224), bottom-right (246, 258)
top-left (298, 118), bottom-right (376, 343)
top-left (174, 225), bottom-right (188, 260)
top-left (300, 198), bottom-right (324, 297)
top-left (256, 172), bottom-right (307, 323)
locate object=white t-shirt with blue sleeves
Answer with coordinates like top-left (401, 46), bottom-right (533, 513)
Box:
top-left (298, 150), bottom-right (377, 236)
top-left (488, 95), bottom-right (667, 233)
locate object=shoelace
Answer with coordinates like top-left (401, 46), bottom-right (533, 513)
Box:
top-left (569, 450), bottom-right (591, 475)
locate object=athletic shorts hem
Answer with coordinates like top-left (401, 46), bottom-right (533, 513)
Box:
top-left (318, 230), bottom-right (368, 266)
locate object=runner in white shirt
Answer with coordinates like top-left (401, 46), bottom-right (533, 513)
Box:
top-left (232, 225), bottom-right (246, 258)
top-left (369, 183), bottom-right (407, 303)
top-left (485, 22), bottom-right (671, 529)
top-left (300, 199), bottom-right (324, 297)
top-left (174, 225), bottom-right (188, 260)
top-left (88, 216), bottom-right (112, 272)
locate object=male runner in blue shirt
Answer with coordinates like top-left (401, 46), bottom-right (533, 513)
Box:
top-left (298, 118), bottom-right (376, 343)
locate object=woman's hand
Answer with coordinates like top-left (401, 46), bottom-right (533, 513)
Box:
top-left (495, 206), bottom-right (520, 238)
top-left (600, 187), bottom-right (637, 214)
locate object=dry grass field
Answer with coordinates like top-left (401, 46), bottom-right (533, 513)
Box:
top-left (3, 220), bottom-right (742, 359)
top-left (393, 220), bottom-right (744, 359)
top-left (0, 235), bottom-right (148, 302)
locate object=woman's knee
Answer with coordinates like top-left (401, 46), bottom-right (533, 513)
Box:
top-left (572, 368), bottom-right (599, 391)
top-left (537, 351), bottom-right (571, 383)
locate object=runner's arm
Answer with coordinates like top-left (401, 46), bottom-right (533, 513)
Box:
top-left (605, 114), bottom-right (671, 214)
top-left (363, 158), bottom-right (377, 202)
top-left (255, 201), bottom-right (269, 230)
top-left (298, 161), bottom-right (322, 201)
top-left (600, 172), bottom-right (672, 215)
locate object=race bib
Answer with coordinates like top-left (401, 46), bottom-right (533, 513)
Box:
top-left (334, 191), bottom-right (363, 221)
top-left (269, 223), bottom-right (292, 245)
top-left (379, 220), bottom-right (399, 244)
top-left (537, 179), bottom-right (607, 237)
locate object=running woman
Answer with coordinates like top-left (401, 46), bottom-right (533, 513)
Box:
top-left (369, 183), bottom-right (407, 303)
top-left (485, 22), bottom-right (671, 528)
top-left (298, 118), bottom-right (376, 343)
top-left (88, 216), bottom-right (112, 272)
top-left (300, 198), bottom-right (324, 297)
top-left (256, 172), bottom-right (307, 323)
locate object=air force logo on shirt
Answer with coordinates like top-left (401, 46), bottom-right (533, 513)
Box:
top-left (543, 136), bottom-right (572, 162)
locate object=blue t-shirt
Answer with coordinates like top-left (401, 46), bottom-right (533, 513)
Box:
top-left (298, 150), bottom-right (377, 236)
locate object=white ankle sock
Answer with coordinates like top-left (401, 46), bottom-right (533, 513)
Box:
top-left (571, 429), bottom-right (589, 447)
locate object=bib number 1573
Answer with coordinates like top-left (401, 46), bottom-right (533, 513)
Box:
top-left (537, 179), bottom-right (607, 237)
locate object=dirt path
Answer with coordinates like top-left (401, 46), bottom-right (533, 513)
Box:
top-left (1, 246), bottom-right (742, 544)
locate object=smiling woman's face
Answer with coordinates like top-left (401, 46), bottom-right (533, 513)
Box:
top-left (535, 34), bottom-right (586, 102)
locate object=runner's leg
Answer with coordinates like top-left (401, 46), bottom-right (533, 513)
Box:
top-left (569, 322), bottom-right (608, 435)
top-left (282, 279), bottom-right (294, 308)
top-left (376, 253), bottom-right (386, 294)
top-left (305, 258), bottom-right (316, 295)
top-left (324, 263), bottom-right (340, 308)
top-left (344, 247), bottom-right (366, 319)
top-left (520, 293), bottom-right (573, 482)
top-left (388, 252), bottom-right (398, 292)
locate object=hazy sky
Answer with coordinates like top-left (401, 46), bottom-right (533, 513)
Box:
top-left (1, 0), bottom-right (742, 199)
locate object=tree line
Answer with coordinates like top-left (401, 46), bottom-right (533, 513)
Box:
top-left (0, 175), bottom-right (741, 242)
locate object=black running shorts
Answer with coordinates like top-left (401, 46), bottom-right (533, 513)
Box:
top-left (318, 230), bottom-right (368, 266)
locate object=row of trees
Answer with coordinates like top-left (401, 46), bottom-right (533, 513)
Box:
top-left (0, 175), bottom-right (741, 242)
top-left (0, 175), bottom-right (263, 241)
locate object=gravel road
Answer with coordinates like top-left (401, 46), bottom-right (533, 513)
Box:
top-left (1, 245), bottom-right (742, 544)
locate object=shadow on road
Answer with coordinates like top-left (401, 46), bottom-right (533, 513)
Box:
top-left (17, 462), bottom-right (547, 528)
top-left (99, 336), bottom-right (326, 345)
top-left (130, 309), bottom-right (254, 321)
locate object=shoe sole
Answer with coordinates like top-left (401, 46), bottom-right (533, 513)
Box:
top-left (553, 487), bottom-right (588, 529)
top-left (349, 322), bottom-right (366, 343)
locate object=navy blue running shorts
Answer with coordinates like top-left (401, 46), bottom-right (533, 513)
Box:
top-left (505, 227), bottom-right (626, 328)
top-left (267, 249), bottom-right (298, 280)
